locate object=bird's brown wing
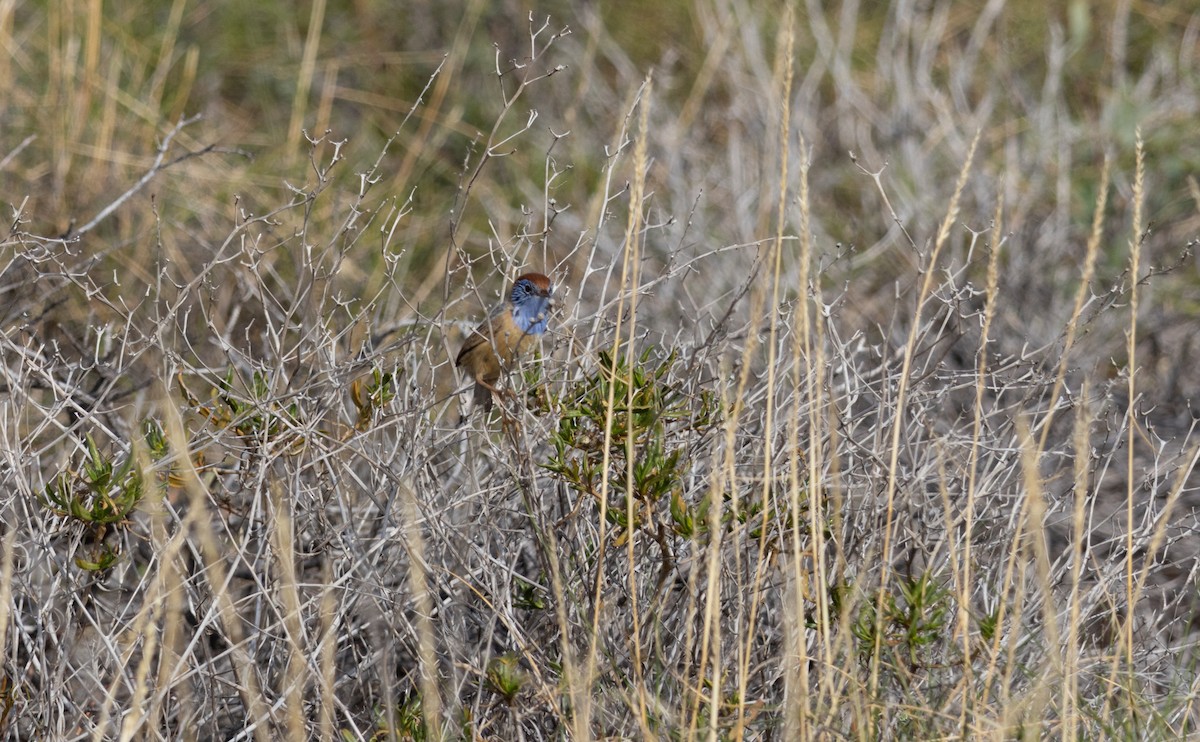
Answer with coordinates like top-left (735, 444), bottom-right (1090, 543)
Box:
top-left (455, 329), bottom-right (488, 367)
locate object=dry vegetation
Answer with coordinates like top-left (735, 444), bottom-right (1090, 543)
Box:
top-left (3, 1), bottom-right (1200, 739)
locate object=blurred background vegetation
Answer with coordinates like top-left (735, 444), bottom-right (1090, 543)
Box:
top-left (4, 0), bottom-right (1198, 386)
top-left (8, 1), bottom-right (1197, 281)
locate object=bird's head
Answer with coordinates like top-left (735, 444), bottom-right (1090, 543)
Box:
top-left (509, 272), bottom-right (555, 334)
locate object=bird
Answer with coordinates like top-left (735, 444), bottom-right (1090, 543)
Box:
top-left (455, 272), bottom-right (555, 415)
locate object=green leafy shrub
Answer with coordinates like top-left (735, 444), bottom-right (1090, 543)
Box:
top-left (542, 348), bottom-right (719, 543)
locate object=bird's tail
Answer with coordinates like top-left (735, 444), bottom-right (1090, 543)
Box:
top-left (457, 381), bottom-right (494, 426)
top-left (474, 381), bottom-right (494, 413)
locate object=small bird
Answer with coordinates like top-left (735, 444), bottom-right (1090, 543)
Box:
top-left (456, 272), bottom-right (555, 414)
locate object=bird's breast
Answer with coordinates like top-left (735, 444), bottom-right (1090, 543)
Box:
top-left (490, 318), bottom-right (538, 364)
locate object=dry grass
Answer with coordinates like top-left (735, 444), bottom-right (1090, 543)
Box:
top-left (2, 1), bottom-right (1200, 739)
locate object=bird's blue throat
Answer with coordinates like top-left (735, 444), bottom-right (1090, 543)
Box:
top-left (512, 295), bottom-right (551, 335)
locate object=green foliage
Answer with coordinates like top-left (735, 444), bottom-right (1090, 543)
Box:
top-left (369, 696), bottom-right (475, 742)
top-left (350, 368), bottom-right (398, 431)
top-left (852, 572), bottom-right (954, 669)
top-left (513, 575), bottom-right (547, 611)
top-left (542, 348), bottom-right (719, 542)
top-left (375, 696), bottom-right (426, 742)
top-left (40, 427), bottom-right (168, 571)
top-left (486, 653), bottom-right (528, 703)
top-left (894, 573), bottom-right (952, 665)
top-left (42, 433), bottom-right (142, 528)
top-left (979, 604), bottom-right (1001, 644)
top-left (222, 369), bottom-right (301, 437)
top-left (182, 369), bottom-right (305, 450)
